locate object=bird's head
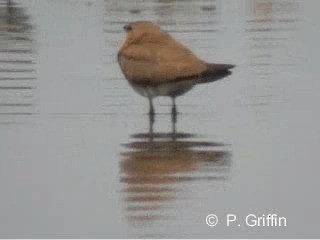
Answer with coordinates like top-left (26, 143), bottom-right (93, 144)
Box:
top-left (122, 21), bottom-right (169, 45)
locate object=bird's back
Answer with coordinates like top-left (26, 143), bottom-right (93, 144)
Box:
top-left (118, 38), bottom-right (208, 85)
top-left (118, 21), bottom-right (235, 86)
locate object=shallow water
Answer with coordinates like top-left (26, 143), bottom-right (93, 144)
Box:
top-left (0, 0), bottom-right (320, 238)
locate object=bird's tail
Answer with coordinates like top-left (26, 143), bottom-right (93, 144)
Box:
top-left (197, 63), bottom-right (235, 84)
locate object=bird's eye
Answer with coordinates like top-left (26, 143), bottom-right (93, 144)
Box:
top-left (123, 24), bottom-right (133, 32)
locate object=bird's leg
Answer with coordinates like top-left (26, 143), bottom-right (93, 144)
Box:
top-left (171, 97), bottom-right (177, 126)
top-left (171, 114), bottom-right (177, 140)
top-left (171, 97), bottom-right (177, 117)
top-left (148, 97), bottom-right (155, 116)
top-left (148, 112), bottom-right (154, 140)
top-left (148, 98), bottom-right (155, 140)
top-left (170, 97), bottom-right (177, 141)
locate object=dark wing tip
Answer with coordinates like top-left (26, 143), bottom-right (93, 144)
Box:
top-left (195, 63), bottom-right (235, 84)
top-left (226, 64), bottom-right (236, 69)
top-left (205, 63), bottom-right (235, 74)
top-left (215, 63), bottom-right (235, 70)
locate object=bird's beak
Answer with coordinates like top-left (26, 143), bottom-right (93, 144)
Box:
top-left (123, 24), bottom-right (132, 32)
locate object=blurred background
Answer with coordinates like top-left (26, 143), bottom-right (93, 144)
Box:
top-left (0, 0), bottom-right (319, 238)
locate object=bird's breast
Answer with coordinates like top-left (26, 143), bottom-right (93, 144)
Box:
top-left (118, 54), bottom-right (152, 83)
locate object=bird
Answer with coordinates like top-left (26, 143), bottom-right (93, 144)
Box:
top-left (117, 21), bottom-right (235, 116)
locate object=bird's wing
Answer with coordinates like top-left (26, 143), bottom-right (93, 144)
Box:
top-left (118, 41), bottom-right (207, 84)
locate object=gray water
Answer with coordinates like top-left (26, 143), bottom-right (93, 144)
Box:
top-left (0, 0), bottom-right (320, 238)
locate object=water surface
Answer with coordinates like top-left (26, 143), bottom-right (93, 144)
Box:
top-left (0, 0), bottom-right (320, 238)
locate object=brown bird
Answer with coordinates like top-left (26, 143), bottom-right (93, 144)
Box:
top-left (117, 21), bottom-right (235, 116)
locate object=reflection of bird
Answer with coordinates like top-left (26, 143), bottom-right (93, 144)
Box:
top-left (119, 109), bottom-right (232, 225)
top-left (117, 21), bottom-right (235, 116)
top-left (120, 130), bottom-right (231, 224)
